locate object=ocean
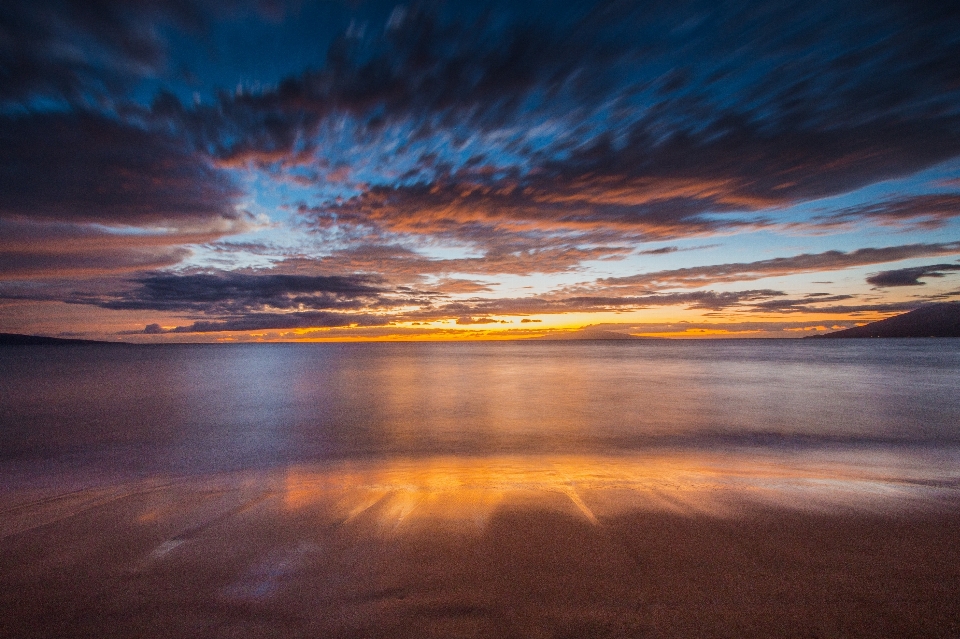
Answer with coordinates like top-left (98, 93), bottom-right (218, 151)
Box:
top-left (4, 339), bottom-right (960, 638)
top-left (2, 339), bottom-right (959, 477)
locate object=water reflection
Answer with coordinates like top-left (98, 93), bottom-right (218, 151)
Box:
top-left (275, 450), bottom-right (960, 534)
top-left (4, 450), bottom-right (957, 542)
top-left (4, 342), bottom-right (960, 639)
top-left (2, 341), bottom-right (960, 473)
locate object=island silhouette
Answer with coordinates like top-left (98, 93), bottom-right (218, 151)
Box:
top-left (816, 302), bottom-right (960, 338)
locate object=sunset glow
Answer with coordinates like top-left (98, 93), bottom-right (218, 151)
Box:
top-left (1, 1), bottom-right (958, 340)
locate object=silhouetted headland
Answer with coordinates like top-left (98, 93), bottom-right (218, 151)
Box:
top-left (814, 302), bottom-right (960, 338)
top-left (0, 333), bottom-right (111, 346)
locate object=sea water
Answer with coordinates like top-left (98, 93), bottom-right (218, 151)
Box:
top-left (1, 339), bottom-right (958, 479)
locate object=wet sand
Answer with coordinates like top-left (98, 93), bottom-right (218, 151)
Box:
top-left (2, 453), bottom-right (960, 638)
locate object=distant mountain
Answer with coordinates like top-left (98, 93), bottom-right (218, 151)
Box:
top-left (0, 333), bottom-right (110, 345)
top-left (816, 302), bottom-right (960, 338)
top-left (538, 329), bottom-right (657, 340)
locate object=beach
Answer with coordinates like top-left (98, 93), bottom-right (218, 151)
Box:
top-left (3, 452), bottom-right (960, 638)
top-left (5, 0), bottom-right (960, 634)
top-left (2, 341), bottom-right (960, 636)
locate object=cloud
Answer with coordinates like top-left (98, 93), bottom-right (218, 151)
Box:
top-left (296, 112), bottom-right (960, 243)
top-left (85, 270), bottom-right (405, 334)
top-left (0, 0), bottom-right (282, 107)
top-left (746, 298), bottom-right (919, 315)
top-left (807, 194), bottom-right (960, 230)
top-left (135, 310), bottom-right (391, 334)
top-left (0, 217), bottom-right (252, 279)
top-left (149, 2), bottom-right (638, 164)
top-left (0, 112), bottom-right (241, 225)
top-left (312, 175), bottom-right (770, 240)
top-left (402, 289), bottom-right (788, 320)
top-left (866, 263), bottom-right (960, 287)
top-left (0, 109), bottom-right (251, 280)
top-left (0, 0), bottom-right (185, 106)
top-left (455, 316), bottom-right (506, 325)
top-left (150, 0), bottom-right (960, 243)
top-left (82, 271), bottom-right (390, 314)
top-left (592, 243), bottom-right (960, 291)
top-left (430, 278), bottom-right (496, 294)
top-left (0, 246), bottom-right (190, 279)
top-left (638, 246), bottom-right (681, 256)
top-left (5, 1), bottom-right (960, 338)
top-left (274, 239), bottom-right (632, 279)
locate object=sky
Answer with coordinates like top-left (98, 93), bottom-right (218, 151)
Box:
top-left (1, 0), bottom-right (959, 341)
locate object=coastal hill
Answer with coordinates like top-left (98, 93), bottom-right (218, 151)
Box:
top-left (539, 329), bottom-right (647, 340)
top-left (0, 333), bottom-right (110, 345)
top-left (816, 302), bottom-right (960, 338)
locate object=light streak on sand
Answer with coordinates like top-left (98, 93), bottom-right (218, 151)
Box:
top-left (270, 451), bottom-right (960, 533)
top-left (3, 450), bottom-right (958, 541)
top-left (2, 450), bottom-right (959, 638)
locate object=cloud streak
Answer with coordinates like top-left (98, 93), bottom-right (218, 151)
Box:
top-left (0, 112), bottom-right (240, 225)
top-left (867, 264), bottom-right (960, 287)
top-left (807, 194), bottom-right (960, 231)
top-left (82, 272), bottom-right (392, 314)
top-left (593, 243), bottom-right (960, 291)
top-left (4, 1), bottom-right (960, 338)
top-left (139, 311), bottom-right (391, 334)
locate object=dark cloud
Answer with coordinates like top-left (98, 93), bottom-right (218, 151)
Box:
top-left (152, 0), bottom-right (960, 240)
top-left (455, 316), bottom-right (506, 325)
top-left (296, 113), bottom-right (960, 242)
top-left (71, 270), bottom-right (408, 334)
top-left (0, 0), bottom-right (195, 106)
top-left (430, 278), bottom-right (496, 294)
top-left (746, 297), bottom-right (918, 315)
top-left (5, 1), bottom-right (960, 337)
top-left (0, 246), bottom-right (190, 279)
top-left (866, 264), bottom-right (960, 287)
top-left (592, 243), bottom-right (960, 291)
top-left (808, 194), bottom-right (960, 230)
top-left (81, 272), bottom-right (389, 314)
top-left (0, 111), bottom-right (248, 278)
top-left (0, 112), bottom-right (241, 225)
top-left (545, 319), bottom-right (901, 337)
top-left (0, 217), bottom-right (249, 279)
top-left (7, 1), bottom-right (960, 232)
top-left (638, 246), bottom-right (680, 256)
top-left (148, 2), bottom-right (636, 164)
top-left (312, 176), bottom-right (769, 240)
top-left (0, 0), bottom-right (284, 107)
top-left (768, 302), bottom-right (921, 315)
top-left (403, 289), bottom-right (788, 320)
top-left (275, 238), bottom-right (632, 279)
top-left (138, 310), bottom-right (391, 334)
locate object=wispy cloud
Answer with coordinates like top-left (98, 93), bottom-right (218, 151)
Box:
top-left (79, 272), bottom-right (392, 314)
top-left (866, 263), bottom-right (960, 287)
top-left (591, 243), bottom-right (960, 292)
top-left (4, 1), bottom-right (960, 338)
top-left (804, 194), bottom-right (960, 231)
top-left (136, 311), bottom-right (392, 334)
top-left (0, 112), bottom-right (240, 225)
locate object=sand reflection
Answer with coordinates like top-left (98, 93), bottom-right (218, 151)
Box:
top-left (3, 449), bottom-right (957, 541)
top-left (3, 449), bottom-right (960, 638)
top-left (279, 450), bottom-right (960, 534)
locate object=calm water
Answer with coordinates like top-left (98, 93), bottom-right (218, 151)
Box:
top-left (1, 340), bottom-right (959, 476)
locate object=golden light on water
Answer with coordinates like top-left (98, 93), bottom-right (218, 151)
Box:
top-left (276, 452), bottom-right (958, 534)
top-left (4, 451), bottom-right (955, 543)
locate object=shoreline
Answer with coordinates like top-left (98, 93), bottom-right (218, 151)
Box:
top-left (3, 454), bottom-right (959, 637)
